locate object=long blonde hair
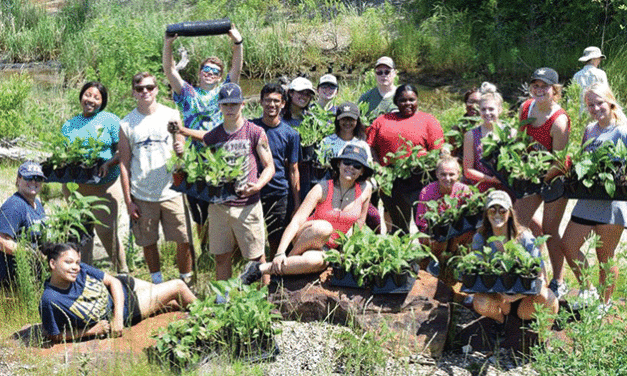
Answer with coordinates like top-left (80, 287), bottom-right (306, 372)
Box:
top-left (585, 83), bottom-right (627, 126)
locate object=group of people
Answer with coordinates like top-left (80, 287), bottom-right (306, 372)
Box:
top-left (0, 29), bottom-right (620, 342)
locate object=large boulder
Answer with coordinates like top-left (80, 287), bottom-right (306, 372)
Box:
top-left (267, 269), bottom-right (454, 357)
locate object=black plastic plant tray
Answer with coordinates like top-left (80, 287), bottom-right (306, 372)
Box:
top-left (329, 268), bottom-right (369, 289)
top-left (564, 179), bottom-right (627, 201)
top-left (171, 180), bottom-right (237, 204)
top-left (431, 214), bottom-right (480, 243)
top-left (480, 158), bottom-right (542, 199)
top-left (460, 274), bottom-right (541, 295)
top-left (43, 160), bottom-right (104, 185)
top-left (371, 274), bottom-right (415, 294)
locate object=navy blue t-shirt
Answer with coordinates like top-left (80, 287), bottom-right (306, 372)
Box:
top-left (40, 263), bottom-right (113, 336)
top-left (252, 118), bottom-right (300, 197)
top-left (0, 193), bottom-right (45, 283)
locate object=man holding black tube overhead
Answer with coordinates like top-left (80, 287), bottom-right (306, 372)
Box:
top-left (163, 24), bottom-right (243, 232)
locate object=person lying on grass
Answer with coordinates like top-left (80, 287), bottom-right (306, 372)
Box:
top-left (39, 243), bottom-right (197, 342)
top-left (239, 145), bottom-right (373, 284)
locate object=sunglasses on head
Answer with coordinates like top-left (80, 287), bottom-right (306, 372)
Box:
top-left (201, 65), bottom-right (221, 75)
top-left (21, 175), bottom-right (44, 182)
top-left (488, 206), bottom-right (508, 215)
top-left (341, 159), bottom-right (363, 170)
top-left (134, 84), bottom-right (156, 93)
top-left (375, 69), bottom-right (391, 76)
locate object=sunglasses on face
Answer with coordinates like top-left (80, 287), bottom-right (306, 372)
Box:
top-left (201, 65), bottom-right (221, 75)
top-left (488, 206), bottom-right (508, 215)
top-left (341, 159), bottom-right (363, 170)
top-left (134, 85), bottom-right (157, 93)
top-left (375, 69), bottom-right (391, 76)
top-left (22, 176), bottom-right (44, 182)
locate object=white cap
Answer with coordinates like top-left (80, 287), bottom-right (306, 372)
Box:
top-left (318, 74), bottom-right (338, 87)
top-left (288, 77), bottom-right (315, 94)
top-left (375, 56), bottom-right (395, 69)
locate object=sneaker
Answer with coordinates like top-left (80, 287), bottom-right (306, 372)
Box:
top-left (548, 279), bottom-right (569, 299)
top-left (570, 287), bottom-right (600, 310)
top-left (239, 261), bottom-right (262, 285)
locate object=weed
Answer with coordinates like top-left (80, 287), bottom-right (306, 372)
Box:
top-left (333, 323), bottom-right (391, 374)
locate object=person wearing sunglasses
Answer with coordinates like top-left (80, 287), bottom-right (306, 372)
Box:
top-left (119, 72), bottom-right (192, 285)
top-left (357, 56), bottom-right (398, 117)
top-left (163, 26), bottom-right (243, 234)
top-left (239, 145), bottom-right (373, 284)
top-left (471, 190), bottom-right (558, 325)
top-left (0, 161), bottom-right (47, 286)
top-left (317, 74), bottom-right (339, 113)
top-left (60, 81), bottom-right (128, 273)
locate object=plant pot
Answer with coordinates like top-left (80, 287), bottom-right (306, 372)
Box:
top-left (41, 163), bottom-right (53, 178)
top-left (311, 165), bottom-right (329, 181)
top-left (195, 180), bottom-right (207, 194)
top-left (331, 263), bottom-right (346, 280)
top-left (462, 274), bottom-right (477, 289)
top-left (68, 164), bottom-right (81, 179)
top-left (501, 273), bottom-right (518, 290)
top-left (54, 166), bottom-right (67, 178)
top-left (480, 273), bottom-right (499, 289)
top-left (236, 335), bottom-right (279, 363)
top-left (520, 275), bottom-right (537, 290)
top-left (301, 144), bottom-right (316, 162)
top-left (373, 274), bottom-right (388, 288)
top-left (172, 171), bottom-right (186, 187)
top-left (392, 271), bottom-right (412, 286)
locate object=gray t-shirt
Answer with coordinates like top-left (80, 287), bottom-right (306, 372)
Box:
top-left (358, 87), bottom-right (397, 117)
top-left (571, 122), bottom-right (627, 226)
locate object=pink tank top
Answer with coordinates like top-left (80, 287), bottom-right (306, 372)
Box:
top-left (311, 180), bottom-right (363, 248)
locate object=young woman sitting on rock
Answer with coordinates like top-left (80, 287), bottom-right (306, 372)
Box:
top-left (240, 145), bottom-right (373, 284)
top-left (39, 243), bottom-right (197, 342)
top-left (471, 191), bottom-right (558, 324)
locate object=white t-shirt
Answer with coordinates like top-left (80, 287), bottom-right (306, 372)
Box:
top-left (573, 64), bottom-right (609, 113)
top-left (120, 104), bottom-right (181, 202)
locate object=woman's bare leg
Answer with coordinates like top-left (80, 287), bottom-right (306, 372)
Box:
top-left (135, 279), bottom-right (197, 318)
top-left (514, 195), bottom-right (542, 235)
top-left (594, 224), bottom-right (623, 303)
top-left (260, 250), bottom-right (327, 275)
top-left (473, 293), bottom-right (510, 323)
top-left (542, 197), bottom-right (568, 282)
top-left (290, 220), bottom-right (333, 256)
top-left (517, 285), bottom-right (558, 321)
top-left (562, 221), bottom-right (593, 286)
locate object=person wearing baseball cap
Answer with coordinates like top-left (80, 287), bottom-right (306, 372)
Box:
top-left (283, 77), bottom-right (316, 127)
top-left (0, 161), bottom-right (47, 286)
top-left (239, 144), bottom-right (373, 284)
top-left (317, 74), bottom-right (339, 112)
top-left (573, 46), bottom-right (609, 114)
top-left (358, 56), bottom-right (398, 117)
top-left (471, 190), bottom-right (558, 325)
top-left (516, 67), bottom-right (571, 299)
top-left (172, 82), bottom-right (275, 284)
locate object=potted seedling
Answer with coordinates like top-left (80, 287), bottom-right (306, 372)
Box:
top-left (298, 103), bottom-right (334, 161)
top-left (421, 188), bottom-right (485, 242)
top-left (42, 131), bottom-right (107, 183)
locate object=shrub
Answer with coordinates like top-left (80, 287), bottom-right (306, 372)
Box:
top-left (0, 74), bottom-right (33, 140)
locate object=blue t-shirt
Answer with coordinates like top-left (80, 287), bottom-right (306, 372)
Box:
top-left (0, 193), bottom-right (45, 283)
top-left (252, 118), bottom-right (301, 197)
top-left (173, 76), bottom-right (231, 133)
top-left (61, 111), bottom-right (121, 185)
top-left (40, 263), bottom-right (113, 336)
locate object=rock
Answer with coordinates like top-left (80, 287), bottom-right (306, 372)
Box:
top-left (267, 269), bottom-right (454, 357)
top-left (11, 312), bottom-right (186, 363)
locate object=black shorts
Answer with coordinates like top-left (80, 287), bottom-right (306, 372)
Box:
top-left (187, 195), bottom-right (209, 225)
top-left (571, 215), bottom-right (604, 227)
top-left (115, 275), bottom-right (143, 326)
top-left (262, 195), bottom-right (289, 245)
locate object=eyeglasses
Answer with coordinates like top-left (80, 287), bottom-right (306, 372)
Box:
top-left (134, 85), bottom-right (156, 93)
top-left (201, 65), bottom-right (221, 75)
top-left (21, 176), bottom-right (44, 182)
top-left (341, 159), bottom-right (363, 170)
top-left (375, 69), bottom-right (391, 76)
top-left (488, 206), bottom-right (508, 215)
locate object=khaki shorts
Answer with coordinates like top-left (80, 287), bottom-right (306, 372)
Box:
top-left (131, 196), bottom-right (189, 247)
top-left (207, 201), bottom-right (265, 260)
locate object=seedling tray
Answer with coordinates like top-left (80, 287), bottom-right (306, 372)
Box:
top-left (430, 214), bottom-right (480, 243)
top-left (171, 178), bottom-right (238, 204)
top-left (460, 274), bottom-right (541, 295)
top-left (371, 274), bottom-right (415, 294)
top-left (480, 158), bottom-right (541, 199)
top-left (564, 179), bottom-right (627, 201)
top-left (330, 267), bottom-right (368, 289)
top-left (42, 160), bottom-right (105, 185)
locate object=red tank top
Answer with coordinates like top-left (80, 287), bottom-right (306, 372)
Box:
top-left (519, 99), bottom-right (570, 152)
top-left (311, 180), bottom-right (364, 248)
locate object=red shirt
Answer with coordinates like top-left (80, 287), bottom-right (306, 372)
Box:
top-left (311, 180), bottom-right (364, 248)
top-left (366, 111), bottom-right (444, 166)
top-left (519, 99), bottom-right (570, 152)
